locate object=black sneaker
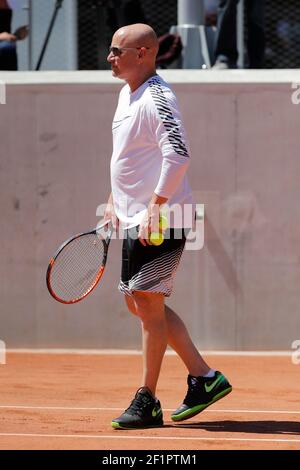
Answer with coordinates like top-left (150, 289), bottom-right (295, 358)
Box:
top-left (111, 387), bottom-right (163, 429)
top-left (171, 371), bottom-right (232, 422)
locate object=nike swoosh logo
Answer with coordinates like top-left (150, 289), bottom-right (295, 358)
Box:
top-left (112, 115), bottom-right (132, 130)
top-left (152, 407), bottom-right (162, 418)
top-left (204, 375), bottom-right (225, 393)
top-left (113, 115), bottom-right (131, 124)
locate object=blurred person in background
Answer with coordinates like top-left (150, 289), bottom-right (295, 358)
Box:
top-left (0, 0), bottom-right (28, 70)
top-left (212, 0), bottom-right (265, 69)
top-left (204, 0), bottom-right (219, 27)
top-left (106, 0), bottom-right (147, 32)
top-left (106, 0), bottom-right (182, 69)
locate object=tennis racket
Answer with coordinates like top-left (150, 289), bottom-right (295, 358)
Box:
top-left (46, 221), bottom-right (113, 304)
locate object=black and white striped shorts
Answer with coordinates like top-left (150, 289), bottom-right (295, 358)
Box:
top-left (119, 226), bottom-right (186, 297)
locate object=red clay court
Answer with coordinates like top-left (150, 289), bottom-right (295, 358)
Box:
top-left (0, 352), bottom-right (299, 450)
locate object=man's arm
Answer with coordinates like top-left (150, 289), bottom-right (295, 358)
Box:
top-left (138, 85), bottom-right (190, 245)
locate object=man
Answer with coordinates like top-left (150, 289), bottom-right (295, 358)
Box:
top-left (213, 0), bottom-right (265, 69)
top-left (105, 23), bottom-right (232, 429)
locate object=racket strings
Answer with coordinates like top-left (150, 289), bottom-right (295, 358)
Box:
top-left (50, 233), bottom-right (106, 302)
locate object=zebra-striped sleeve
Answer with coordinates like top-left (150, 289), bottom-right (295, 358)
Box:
top-left (148, 76), bottom-right (191, 198)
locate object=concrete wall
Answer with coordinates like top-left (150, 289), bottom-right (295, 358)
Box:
top-left (1, 70), bottom-right (300, 350)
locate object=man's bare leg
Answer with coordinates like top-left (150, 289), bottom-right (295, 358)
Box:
top-left (125, 295), bottom-right (211, 383)
top-left (132, 291), bottom-right (167, 396)
top-left (165, 305), bottom-right (210, 377)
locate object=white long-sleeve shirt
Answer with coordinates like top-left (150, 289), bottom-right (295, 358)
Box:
top-left (110, 74), bottom-right (194, 228)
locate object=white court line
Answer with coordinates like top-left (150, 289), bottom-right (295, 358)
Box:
top-left (6, 349), bottom-right (293, 356)
top-left (0, 432), bottom-right (299, 444)
top-left (0, 405), bottom-right (300, 414)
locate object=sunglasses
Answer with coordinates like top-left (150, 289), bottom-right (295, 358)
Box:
top-left (109, 46), bottom-right (150, 57)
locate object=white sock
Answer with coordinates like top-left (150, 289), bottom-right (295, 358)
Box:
top-left (203, 369), bottom-right (215, 378)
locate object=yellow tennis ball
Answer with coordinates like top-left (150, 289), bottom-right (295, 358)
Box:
top-left (149, 232), bottom-right (164, 246)
top-left (159, 214), bottom-right (168, 231)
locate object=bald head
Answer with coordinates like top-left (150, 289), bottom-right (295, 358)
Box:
top-left (113, 23), bottom-right (159, 59)
top-left (108, 24), bottom-right (159, 91)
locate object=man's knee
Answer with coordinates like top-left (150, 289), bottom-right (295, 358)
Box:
top-left (125, 293), bottom-right (156, 317)
top-left (132, 291), bottom-right (164, 320)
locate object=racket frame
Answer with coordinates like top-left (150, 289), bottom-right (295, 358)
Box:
top-left (46, 222), bottom-right (112, 304)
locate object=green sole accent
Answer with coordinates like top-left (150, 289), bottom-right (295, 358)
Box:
top-left (111, 421), bottom-right (122, 429)
top-left (111, 420), bottom-right (164, 430)
top-left (171, 386), bottom-right (232, 422)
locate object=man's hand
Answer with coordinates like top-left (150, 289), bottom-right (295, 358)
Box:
top-left (0, 32), bottom-right (17, 42)
top-left (138, 194), bottom-right (168, 246)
